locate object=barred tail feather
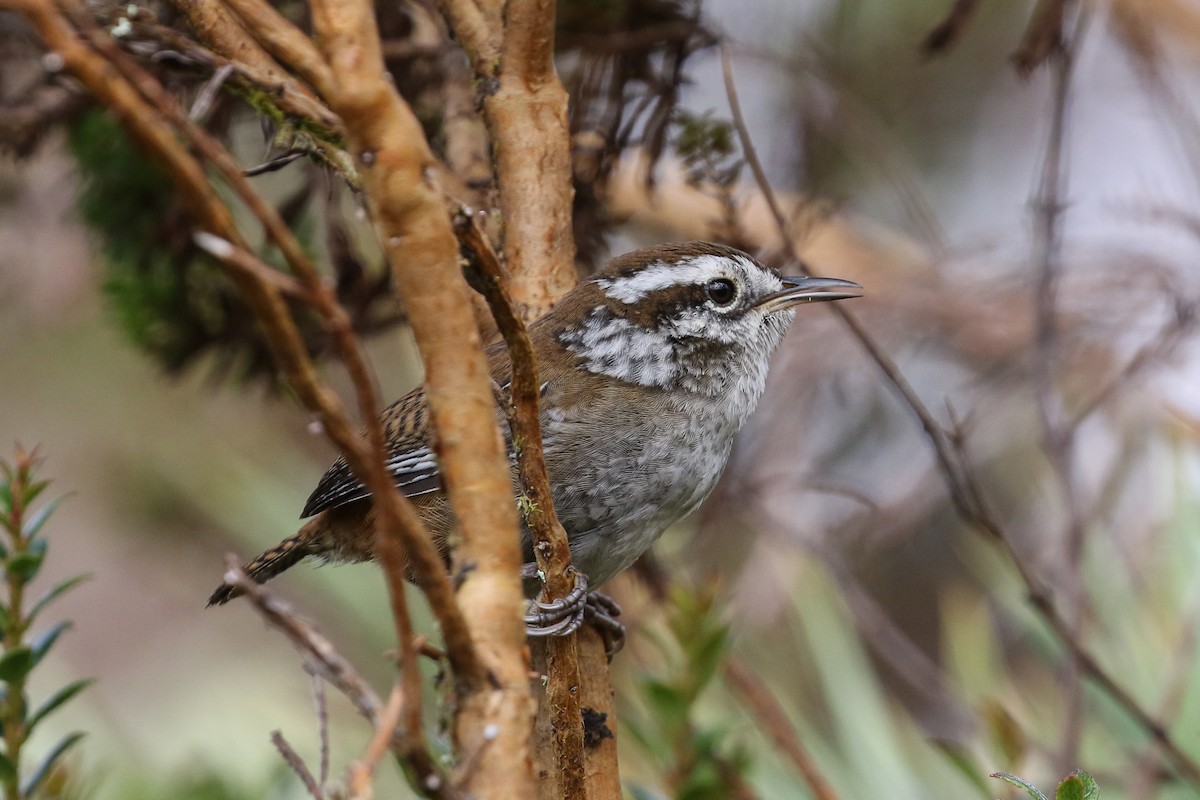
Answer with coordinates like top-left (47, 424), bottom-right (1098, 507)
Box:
top-left (207, 533), bottom-right (317, 606)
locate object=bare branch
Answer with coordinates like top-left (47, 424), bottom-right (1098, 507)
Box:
top-left (223, 559), bottom-right (384, 722)
top-left (272, 730), bottom-right (325, 800)
top-left (165, 0), bottom-right (339, 129)
top-left (307, 0), bottom-right (534, 794)
top-left (347, 682), bottom-right (407, 800)
top-left (719, 38), bottom-right (1200, 790)
top-left (479, 0), bottom-right (578, 319)
top-left (725, 658), bottom-right (839, 800)
top-left (454, 210), bottom-right (586, 799)
top-left (218, 0), bottom-right (333, 95)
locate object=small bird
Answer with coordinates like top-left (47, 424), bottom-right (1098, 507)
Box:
top-left (209, 242), bottom-right (861, 633)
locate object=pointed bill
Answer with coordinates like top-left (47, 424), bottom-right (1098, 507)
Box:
top-left (756, 276), bottom-right (863, 313)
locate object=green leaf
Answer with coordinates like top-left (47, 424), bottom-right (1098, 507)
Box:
top-left (31, 620), bottom-right (72, 666)
top-left (642, 678), bottom-right (689, 731)
top-left (0, 648), bottom-right (34, 683)
top-left (0, 750), bottom-right (15, 783)
top-left (992, 772), bottom-right (1049, 800)
top-left (0, 481), bottom-right (12, 518)
top-left (23, 480), bottom-right (50, 509)
top-left (26, 679), bottom-right (93, 736)
top-left (20, 731), bottom-right (84, 798)
top-left (7, 541), bottom-right (47, 583)
top-left (1057, 776), bottom-right (1085, 800)
top-left (22, 494), bottom-right (68, 541)
top-left (1058, 771), bottom-right (1099, 800)
top-left (27, 575), bottom-right (90, 624)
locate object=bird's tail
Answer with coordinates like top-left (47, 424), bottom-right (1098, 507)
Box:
top-left (207, 529), bottom-right (320, 606)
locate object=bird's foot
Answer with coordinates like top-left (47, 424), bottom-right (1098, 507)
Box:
top-left (521, 566), bottom-right (625, 654)
top-left (583, 592), bottom-right (625, 657)
top-left (524, 567), bottom-right (589, 637)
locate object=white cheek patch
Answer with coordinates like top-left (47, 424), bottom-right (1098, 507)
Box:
top-left (668, 307), bottom-right (762, 344)
top-left (559, 308), bottom-right (679, 388)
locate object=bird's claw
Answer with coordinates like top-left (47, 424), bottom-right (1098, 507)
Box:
top-left (522, 569), bottom-right (625, 656)
top-left (524, 569), bottom-right (589, 636)
top-left (583, 592), bottom-right (625, 657)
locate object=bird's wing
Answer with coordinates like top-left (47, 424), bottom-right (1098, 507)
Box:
top-left (300, 389), bottom-right (441, 518)
top-left (300, 340), bottom-right (527, 518)
top-left (300, 441), bottom-right (441, 518)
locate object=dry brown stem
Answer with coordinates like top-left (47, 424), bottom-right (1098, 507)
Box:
top-left (347, 682), bottom-right (407, 800)
top-left (442, 1), bottom-right (611, 794)
top-left (58, 2), bottom-right (482, 717)
top-left (307, 0), bottom-right (534, 794)
top-left (222, 559), bottom-right (383, 724)
top-left (272, 730), bottom-right (324, 800)
top-left (165, 0), bottom-right (339, 130)
top-left (454, 212), bottom-right (587, 799)
top-left (5, 3), bottom-right (480, 792)
top-left (725, 658), bottom-right (839, 800)
top-left (1013, 0), bottom-right (1070, 76)
top-left (489, 0), bottom-right (577, 318)
top-left (720, 41), bottom-right (1200, 789)
top-left (217, 0), bottom-right (333, 95)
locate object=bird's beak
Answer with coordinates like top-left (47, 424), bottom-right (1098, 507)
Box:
top-left (756, 276), bottom-right (864, 313)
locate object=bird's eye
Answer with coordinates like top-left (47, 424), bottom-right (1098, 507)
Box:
top-left (705, 278), bottom-right (737, 306)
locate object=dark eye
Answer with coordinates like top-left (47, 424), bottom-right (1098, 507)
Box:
top-left (705, 278), bottom-right (737, 306)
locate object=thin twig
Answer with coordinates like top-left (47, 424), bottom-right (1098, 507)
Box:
top-left (307, 669), bottom-right (331, 787)
top-left (1027, 18), bottom-right (1089, 771)
top-left (347, 681), bottom-right (407, 800)
top-left (720, 36), bottom-right (1200, 789)
top-left (188, 61), bottom-right (233, 121)
top-left (725, 658), bottom-right (840, 800)
top-left (272, 730), bottom-right (325, 800)
top-left (307, 1), bottom-right (535, 795)
top-left (223, 559), bottom-right (384, 721)
top-left (453, 209), bottom-right (587, 800)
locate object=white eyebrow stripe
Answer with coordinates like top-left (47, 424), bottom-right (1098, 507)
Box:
top-left (596, 254), bottom-right (751, 303)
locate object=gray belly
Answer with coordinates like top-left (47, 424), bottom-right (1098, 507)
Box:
top-left (537, 407), bottom-right (734, 587)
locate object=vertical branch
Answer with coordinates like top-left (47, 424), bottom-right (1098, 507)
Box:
top-left (722, 37), bottom-right (1200, 788)
top-left (440, 2), bottom-right (613, 796)
top-left (53, 11), bottom-right (484, 787)
top-left (454, 214), bottom-right (587, 799)
top-left (1027, 17), bottom-right (1088, 771)
top-left (306, 1), bottom-right (535, 795)
top-left (484, 0), bottom-right (578, 319)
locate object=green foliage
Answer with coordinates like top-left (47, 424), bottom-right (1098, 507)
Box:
top-left (671, 109), bottom-right (742, 191)
top-left (66, 111), bottom-right (321, 387)
top-left (626, 583), bottom-right (750, 800)
top-left (992, 770), bottom-right (1100, 800)
top-left (0, 447), bottom-right (89, 800)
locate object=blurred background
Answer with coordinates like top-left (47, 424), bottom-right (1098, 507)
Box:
top-left (4, 0), bottom-right (1200, 798)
